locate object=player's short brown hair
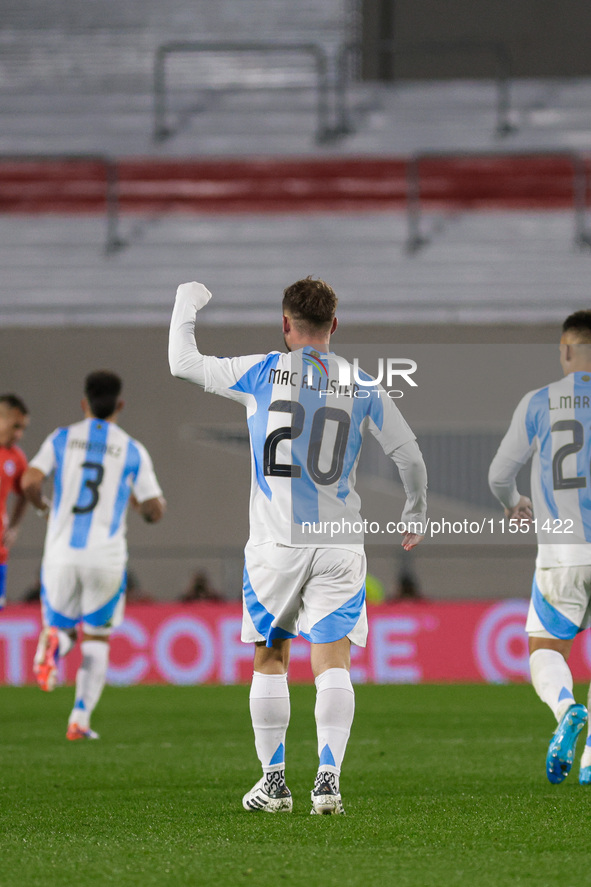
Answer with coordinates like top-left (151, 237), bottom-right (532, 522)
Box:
top-left (85, 370), bottom-right (122, 420)
top-left (0, 394), bottom-right (28, 415)
top-left (282, 277), bottom-right (338, 332)
top-left (563, 310), bottom-right (591, 343)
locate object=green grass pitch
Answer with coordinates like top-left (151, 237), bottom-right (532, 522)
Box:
top-left (1, 683), bottom-right (591, 887)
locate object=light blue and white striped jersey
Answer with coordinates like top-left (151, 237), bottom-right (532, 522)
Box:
top-left (493, 371), bottom-right (591, 566)
top-left (30, 418), bottom-right (162, 568)
top-left (200, 346), bottom-right (421, 549)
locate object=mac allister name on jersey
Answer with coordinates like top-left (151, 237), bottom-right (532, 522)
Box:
top-left (269, 365), bottom-right (362, 398)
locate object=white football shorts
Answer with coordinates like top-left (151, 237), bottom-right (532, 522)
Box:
top-left (526, 564), bottom-right (591, 640)
top-left (40, 562), bottom-right (126, 636)
top-left (242, 541), bottom-right (368, 648)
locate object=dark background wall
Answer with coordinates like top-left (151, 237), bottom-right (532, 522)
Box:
top-left (362, 0), bottom-right (591, 79)
top-left (2, 325), bottom-right (268, 604)
top-left (2, 322), bottom-right (558, 603)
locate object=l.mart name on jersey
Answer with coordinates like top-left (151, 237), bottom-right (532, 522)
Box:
top-left (549, 395), bottom-right (591, 410)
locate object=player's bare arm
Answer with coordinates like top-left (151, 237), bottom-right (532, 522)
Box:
top-left (3, 493), bottom-right (28, 549)
top-left (504, 495), bottom-right (533, 523)
top-left (401, 532), bottom-right (424, 551)
top-left (21, 466), bottom-right (50, 516)
top-left (138, 495), bottom-right (166, 524)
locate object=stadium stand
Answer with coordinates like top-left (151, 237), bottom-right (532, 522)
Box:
top-left (0, 0), bottom-right (590, 325)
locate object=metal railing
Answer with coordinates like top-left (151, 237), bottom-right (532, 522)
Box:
top-left (0, 153), bottom-right (123, 254)
top-left (406, 149), bottom-right (591, 254)
top-left (153, 40), bottom-right (334, 144)
top-left (335, 39), bottom-right (515, 139)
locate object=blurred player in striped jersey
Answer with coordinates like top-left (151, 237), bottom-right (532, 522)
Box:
top-left (489, 310), bottom-right (591, 785)
top-left (0, 394), bottom-right (29, 610)
top-left (169, 278), bottom-right (427, 814)
top-left (22, 371), bottom-right (166, 740)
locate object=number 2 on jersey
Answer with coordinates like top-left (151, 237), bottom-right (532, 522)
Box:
top-left (264, 400), bottom-right (351, 485)
top-left (552, 419), bottom-right (587, 490)
top-left (72, 461), bottom-right (105, 514)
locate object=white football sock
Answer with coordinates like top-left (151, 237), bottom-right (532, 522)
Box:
top-left (314, 667), bottom-right (355, 787)
top-left (69, 640), bottom-right (109, 729)
top-left (580, 736), bottom-right (591, 768)
top-left (249, 671), bottom-right (290, 773)
top-left (529, 648), bottom-right (575, 723)
top-left (580, 684), bottom-right (591, 768)
top-left (57, 629), bottom-right (75, 658)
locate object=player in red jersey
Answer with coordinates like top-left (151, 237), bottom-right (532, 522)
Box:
top-left (0, 395), bottom-right (29, 609)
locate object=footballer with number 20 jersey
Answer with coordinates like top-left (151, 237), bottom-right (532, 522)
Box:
top-left (169, 293), bottom-right (427, 550)
top-left (29, 418), bottom-right (163, 569)
top-left (169, 279), bottom-right (428, 816)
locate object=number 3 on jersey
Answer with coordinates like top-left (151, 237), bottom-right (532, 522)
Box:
top-left (263, 400), bottom-right (351, 486)
top-left (73, 461), bottom-right (105, 514)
